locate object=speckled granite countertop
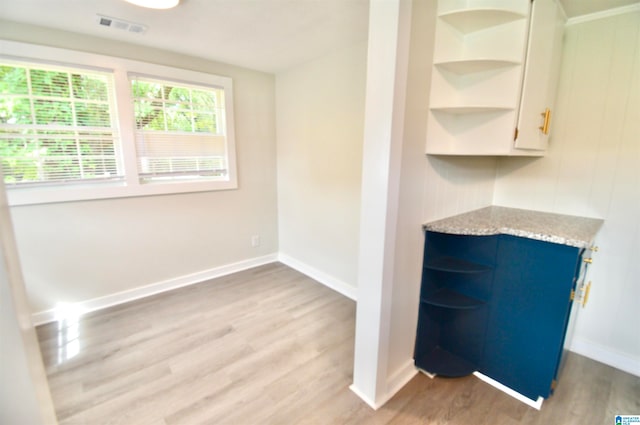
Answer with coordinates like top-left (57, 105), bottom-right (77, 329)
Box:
top-left (423, 206), bottom-right (603, 249)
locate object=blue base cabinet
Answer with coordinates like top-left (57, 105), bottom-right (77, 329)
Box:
top-left (415, 231), bottom-right (585, 401)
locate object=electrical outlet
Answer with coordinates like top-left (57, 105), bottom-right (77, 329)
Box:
top-left (251, 235), bottom-right (261, 247)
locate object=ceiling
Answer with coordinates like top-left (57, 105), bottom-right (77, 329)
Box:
top-left (0, 0), bottom-right (637, 74)
top-left (0, 0), bottom-right (370, 74)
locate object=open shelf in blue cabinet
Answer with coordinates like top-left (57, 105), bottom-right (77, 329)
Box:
top-left (415, 346), bottom-right (478, 377)
top-left (414, 232), bottom-right (498, 378)
top-left (424, 256), bottom-right (492, 274)
top-left (421, 288), bottom-right (485, 309)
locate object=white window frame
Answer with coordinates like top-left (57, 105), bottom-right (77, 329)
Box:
top-left (1, 40), bottom-right (238, 206)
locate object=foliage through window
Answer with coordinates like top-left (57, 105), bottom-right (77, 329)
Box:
top-left (0, 62), bottom-right (121, 185)
top-left (131, 76), bottom-right (228, 182)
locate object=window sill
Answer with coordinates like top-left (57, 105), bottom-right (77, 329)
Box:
top-left (7, 178), bottom-right (238, 206)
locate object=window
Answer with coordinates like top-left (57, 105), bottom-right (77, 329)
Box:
top-left (0, 40), bottom-right (237, 206)
top-left (130, 76), bottom-right (228, 182)
top-left (0, 62), bottom-right (121, 185)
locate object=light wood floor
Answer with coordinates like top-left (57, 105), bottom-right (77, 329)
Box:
top-left (36, 263), bottom-right (639, 425)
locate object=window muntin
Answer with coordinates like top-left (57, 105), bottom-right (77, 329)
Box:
top-left (130, 76), bottom-right (228, 182)
top-left (0, 63), bottom-right (122, 186)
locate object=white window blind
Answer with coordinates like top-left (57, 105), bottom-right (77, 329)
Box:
top-left (0, 61), bottom-right (122, 186)
top-left (130, 76), bottom-right (228, 182)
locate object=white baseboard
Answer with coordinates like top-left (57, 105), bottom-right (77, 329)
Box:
top-left (349, 361), bottom-right (418, 410)
top-left (570, 338), bottom-right (640, 377)
top-left (381, 360), bottom-right (418, 405)
top-left (349, 384), bottom-right (379, 410)
top-left (417, 368), bottom-right (436, 379)
top-left (473, 372), bottom-right (544, 410)
top-left (278, 253), bottom-right (357, 301)
top-left (31, 253), bottom-right (278, 326)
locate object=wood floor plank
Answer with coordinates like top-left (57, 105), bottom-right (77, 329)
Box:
top-left (35, 263), bottom-right (640, 425)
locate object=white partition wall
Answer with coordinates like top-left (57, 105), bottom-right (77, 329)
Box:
top-left (350, 0), bottom-right (413, 408)
top-left (0, 176), bottom-right (57, 424)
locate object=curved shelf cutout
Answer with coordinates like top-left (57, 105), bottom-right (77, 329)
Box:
top-left (440, 9), bottom-right (527, 34)
top-left (430, 106), bottom-right (513, 115)
top-left (415, 346), bottom-right (477, 377)
top-left (425, 256), bottom-right (493, 273)
top-left (434, 59), bottom-right (520, 75)
top-left (422, 288), bottom-right (485, 309)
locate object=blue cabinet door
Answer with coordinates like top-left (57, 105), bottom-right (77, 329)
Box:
top-left (482, 235), bottom-right (580, 400)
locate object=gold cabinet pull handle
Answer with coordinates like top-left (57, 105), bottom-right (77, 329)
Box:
top-left (582, 281), bottom-right (592, 308)
top-left (584, 257), bottom-right (593, 264)
top-left (538, 108), bottom-right (551, 135)
top-left (590, 246), bottom-right (599, 252)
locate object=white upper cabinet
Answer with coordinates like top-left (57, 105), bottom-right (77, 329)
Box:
top-left (426, 0), bottom-right (566, 156)
top-left (515, 0), bottom-right (565, 150)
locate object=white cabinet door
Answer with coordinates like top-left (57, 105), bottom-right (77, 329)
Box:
top-left (515, 0), bottom-right (565, 150)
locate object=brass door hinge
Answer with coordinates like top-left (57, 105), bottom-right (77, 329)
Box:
top-left (514, 127), bottom-right (519, 141)
top-left (570, 289), bottom-right (575, 301)
top-left (551, 379), bottom-right (557, 391)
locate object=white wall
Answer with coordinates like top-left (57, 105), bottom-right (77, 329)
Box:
top-left (494, 10), bottom-right (640, 374)
top-left (0, 176), bottom-right (57, 424)
top-left (276, 42), bottom-right (367, 297)
top-left (1, 21), bottom-right (279, 315)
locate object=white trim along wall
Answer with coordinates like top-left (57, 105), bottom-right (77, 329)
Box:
top-left (31, 254), bottom-right (278, 325)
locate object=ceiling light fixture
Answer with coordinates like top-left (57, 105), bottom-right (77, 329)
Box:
top-left (123, 0), bottom-right (180, 9)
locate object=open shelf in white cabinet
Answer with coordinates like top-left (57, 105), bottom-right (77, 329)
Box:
top-left (430, 106), bottom-right (512, 114)
top-left (429, 64), bottom-right (524, 113)
top-left (426, 0), bottom-right (542, 156)
top-left (440, 9), bottom-right (527, 34)
top-left (427, 108), bottom-right (518, 156)
top-left (434, 59), bottom-right (519, 75)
